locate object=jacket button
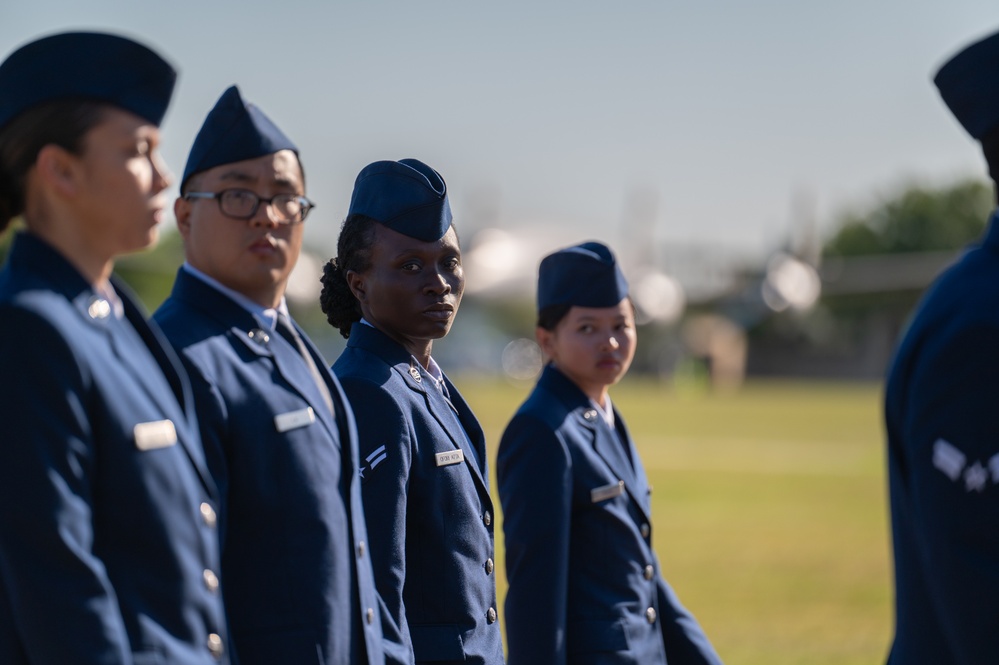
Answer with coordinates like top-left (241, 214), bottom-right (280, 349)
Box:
top-left (207, 633), bottom-right (224, 660)
top-left (646, 607), bottom-right (657, 624)
top-left (203, 569), bottom-right (219, 593)
top-left (200, 502), bottom-right (217, 528)
top-left (358, 541), bottom-right (365, 558)
top-left (640, 523), bottom-right (650, 539)
top-left (486, 607), bottom-right (497, 624)
top-left (367, 608), bottom-right (375, 624)
top-left (483, 510), bottom-right (492, 527)
top-left (644, 564), bottom-right (654, 580)
top-left (485, 558), bottom-right (494, 575)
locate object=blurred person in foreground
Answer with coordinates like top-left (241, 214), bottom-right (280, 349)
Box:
top-left (319, 159), bottom-right (504, 665)
top-left (153, 86), bottom-right (384, 665)
top-left (497, 241), bottom-right (723, 665)
top-left (885, 27), bottom-right (999, 665)
top-left (0, 32), bottom-right (229, 663)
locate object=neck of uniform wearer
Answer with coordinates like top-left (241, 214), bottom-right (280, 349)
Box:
top-left (25, 207), bottom-right (115, 286)
top-left (368, 319), bottom-right (434, 369)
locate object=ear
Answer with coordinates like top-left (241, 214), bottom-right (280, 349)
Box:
top-left (345, 269), bottom-right (366, 304)
top-left (34, 144), bottom-right (81, 199)
top-left (536, 326), bottom-right (556, 361)
top-left (174, 196), bottom-right (192, 238)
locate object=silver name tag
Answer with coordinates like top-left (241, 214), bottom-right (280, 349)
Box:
top-left (436, 450), bottom-right (464, 467)
top-left (134, 420), bottom-right (177, 451)
top-left (274, 407), bottom-right (315, 433)
top-left (591, 480), bottom-right (625, 503)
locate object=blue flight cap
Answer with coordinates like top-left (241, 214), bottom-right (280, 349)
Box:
top-left (0, 31), bottom-right (176, 132)
top-left (537, 241), bottom-right (630, 311)
top-left (347, 159), bottom-right (452, 242)
top-left (181, 85), bottom-right (298, 191)
top-left (934, 28), bottom-right (999, 139)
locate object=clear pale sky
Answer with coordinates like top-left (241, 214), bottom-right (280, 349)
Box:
top-left (5, 1), bottom-right (999, 260)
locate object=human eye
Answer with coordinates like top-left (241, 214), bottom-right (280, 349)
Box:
top-left (401, 260), bottom-right (422, 273)
top-left (578, 324), bottom-right (594, 334)
top-left (443, 255), bottom-right (461, 271)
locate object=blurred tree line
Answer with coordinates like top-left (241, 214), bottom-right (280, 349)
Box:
top-left (749, 177), bottom-right (995, 378)
top-left (824, 178), bottom-right (993, 257)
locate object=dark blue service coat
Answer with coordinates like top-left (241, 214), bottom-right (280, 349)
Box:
top-left (497, 365), bottom-right (722, 665)
top-left (154, 269), bottom-right (384, 665)
top-left (333, 322), bottom-right (505, 665)
top-left (0, 233), bottom-right (228, 664)
top-left (885, 213), bottom-right (999, 664)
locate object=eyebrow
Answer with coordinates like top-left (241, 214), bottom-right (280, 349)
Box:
top-left (216, 171), bottom-right (299, 190)
top-left (217, 170), bottom-right (256, 184)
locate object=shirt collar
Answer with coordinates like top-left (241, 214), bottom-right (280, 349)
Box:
top-left (183, 262), bottom-right (288, 331)
top-left (590, 395), bottom-right (615, 428)
top-left (360, 317), bottom-right (445, 386)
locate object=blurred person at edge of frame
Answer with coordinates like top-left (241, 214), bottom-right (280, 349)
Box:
top-left (496, 241), bottom-right (723, 665)
top-left (0, 32), bottom-right (229, 664)
top-left (885, 27), bottom-right (999, 665)
top-left (319, 159), bottom-right (505, 665)
top-left (153, 86), bottom-right (386, 665)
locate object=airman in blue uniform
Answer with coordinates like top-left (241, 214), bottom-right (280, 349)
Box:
top-left (320, 159), bottom-right (505, 665)
top-left (0, 32), bottom-right (229, 664)
top-left (885, 28), bottom-right (999, 664)
top-left (497, 242), bottom-right (723, 665)
top-left (153, 87), bottom-right (384, 665)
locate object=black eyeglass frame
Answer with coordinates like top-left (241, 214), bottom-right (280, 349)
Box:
top-left (184, 188), bottom-right (315, 224)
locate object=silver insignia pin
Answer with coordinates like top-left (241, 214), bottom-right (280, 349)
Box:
top-left (583, 409), bottom-right (598, 421)
top-left (87, 297), bottom-right (111, 320)
top-left (248, 328), bottom-right (270, 345)
top-left (409, 366), bottom-right (422, 382)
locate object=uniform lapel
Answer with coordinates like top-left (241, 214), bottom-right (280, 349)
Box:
top-left (349, 324), bottom-right (490, 496)
top-left (116, 283), bottom-right (218, 497)
top-left (542, 364), bottom-right (652, 520)
top-left (173, 270), bottom-right (340, 445)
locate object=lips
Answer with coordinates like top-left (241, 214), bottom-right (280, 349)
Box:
top-left (249, 236), bottom-right (277, 254)
top-left (423, 302), bottom-right (455, 320)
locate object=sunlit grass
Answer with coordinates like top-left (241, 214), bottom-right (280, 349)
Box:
top-left (457, 375), bottom-right (892, 665)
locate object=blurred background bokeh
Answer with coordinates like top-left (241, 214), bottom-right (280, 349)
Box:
top-left (5, 2), bottom-right (999, 662)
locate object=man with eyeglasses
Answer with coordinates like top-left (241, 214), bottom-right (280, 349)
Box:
top-left (154, 86), bottom-right (388, 665)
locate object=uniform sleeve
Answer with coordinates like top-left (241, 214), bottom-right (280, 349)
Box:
top-left (656, 577), bottom-right (724, 665)
top-left (340, 377), bottom-right (416, 665)
top-left (0, 307), bottom-right (132, 664)
top-left (497, 413), bottom-right (573, 665)
top-left (902, 322), bottom-right (999, 663)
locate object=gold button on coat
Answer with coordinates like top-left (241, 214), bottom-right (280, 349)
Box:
top-left (207, 633), bottom-right (224, 660)
top-left (485, 558), bottom-right (494, 575)
top-left (203, 569), bottom-right (219, 593)
top-left (486, 607), bottom-right (497, 624)
top-left (483, 510), bottom-right (492, 526)
top-left (644, 564), bottom-right (654, 580)
top-left (646, 607), bottom-right (657, 624)
top-left (200, 502), bottom-right (217, 528)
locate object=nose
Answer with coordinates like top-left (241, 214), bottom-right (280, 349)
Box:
top-left (424, 269), bottom-right (452, 295)
top-left (249, 199), bottom-right (281, 229)
top-left (151, 152), bottom-right (172, 194)
top-left (601, 334), bottom-right (620, 351)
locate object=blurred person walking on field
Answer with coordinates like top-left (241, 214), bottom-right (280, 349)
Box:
top-left (153, 86), bottom-right (385, 665)
top-left (320, 159), bottom-right (504, 665)
top-left (0, 32), bottom-right (229, 664)
top-left (885, 27), bottom-right (999, 665)
top-left (496, 241), bottom-right (723, 665)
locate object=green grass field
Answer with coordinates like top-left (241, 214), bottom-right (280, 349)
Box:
top-left (458, 375), bottom-right (892, 665)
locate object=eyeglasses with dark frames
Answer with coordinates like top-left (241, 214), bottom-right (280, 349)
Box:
top-left (185, 188), bottom-right (315, 224)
